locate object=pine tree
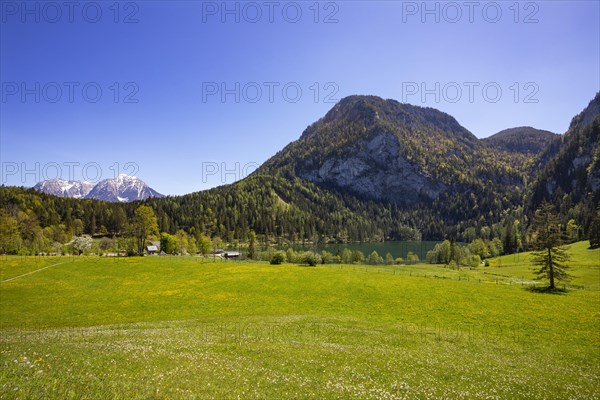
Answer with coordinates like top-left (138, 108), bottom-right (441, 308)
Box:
top-left (530, 201), bottom-right (571, 289)
top-left (588, 207), bottom-right (600, 249)
top-left (248, 231), bottom-right (257, 260)
top-left (502, 217), bottom-right (517, 255)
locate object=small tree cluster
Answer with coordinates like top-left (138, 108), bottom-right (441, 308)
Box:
top-left (426, 240), bottom-right (481, 268)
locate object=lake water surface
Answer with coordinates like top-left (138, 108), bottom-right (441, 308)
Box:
top-left (270, 241), bottom-right (443, 260)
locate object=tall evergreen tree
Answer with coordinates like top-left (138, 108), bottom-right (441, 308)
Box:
top-left (502, 217), bottom-right (517, 255)
top-left (530, 201), bottom-right (571, 289)
top-left (248, 231), bottom-right (257, 260)
top-left (588, 206), bottom-right (600, 249)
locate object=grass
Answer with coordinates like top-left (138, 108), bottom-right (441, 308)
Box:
top-left (486, 240), bottom-right (600, 289)
top-left (0, 242), bottom-right (598, 399)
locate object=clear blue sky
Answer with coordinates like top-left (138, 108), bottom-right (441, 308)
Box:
top-left (1, 0), bottom-right (599, 195)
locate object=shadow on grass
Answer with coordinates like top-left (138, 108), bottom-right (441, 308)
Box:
top-left (525, 286), bottom-right (569, 295)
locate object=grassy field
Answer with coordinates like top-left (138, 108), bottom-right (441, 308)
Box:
top-left (0, 242), bottom-right (599, 399)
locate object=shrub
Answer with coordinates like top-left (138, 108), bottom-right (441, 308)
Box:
top-left (270, 251), bottom-right (286, 265)
top-left (351, 250), bottom-right (365, 263)
top-left (341, 248), bottom-right (353, 263)
top-left (98, 237), bottom-right (113, 252)
top-left (470, 255), bottom-right (481, 268)
top-left (286, 248), bottom-right (297, 263)
top-left (321, 250), bottom-right (333, 264)
top-left (385, 253), bottom-right (394, 265)
top-left (368, 251), bottom-right (383, 265)
top-left (300, 251), bottom-right (319, 266)
top-left (407, 251), bottom-right (420, 264)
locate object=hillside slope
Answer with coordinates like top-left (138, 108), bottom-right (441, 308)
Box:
top-left (482, 127), bottom-right (559, 154)
top-left (528, 93), bottom-right (600, 229)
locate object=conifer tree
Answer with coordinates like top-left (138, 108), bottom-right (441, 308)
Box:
top-left (530, 201), bottom-right (571, 289)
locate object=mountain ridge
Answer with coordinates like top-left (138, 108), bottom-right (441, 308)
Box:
top-left (33, 174), bottom-right (163, 203)
top-left (482, 126), bottom-right (560, 154)
top-left (33, 179), bottom-right (94, 199)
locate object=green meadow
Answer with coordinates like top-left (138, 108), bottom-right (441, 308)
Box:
top-left (1, 242), bottom-right (599, 399)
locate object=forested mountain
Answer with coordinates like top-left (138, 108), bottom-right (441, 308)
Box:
top-left (262, 95), bottom-right (525, 203)
top-left (1, 93), bottom-right (599, 251)
top-left (141, 94), bottom-right (600, 242)
top-left (527, 93), bottom-right (600, 233)
top-left (144, 95), bottom-right (538, 242)
top-left (482, 127), bottom-right (559, 155)
top-left (481, 127), bottom-right (560, 172)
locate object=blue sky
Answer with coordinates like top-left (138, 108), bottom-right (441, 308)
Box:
top-left (1, 0), bottom-right (599, 195)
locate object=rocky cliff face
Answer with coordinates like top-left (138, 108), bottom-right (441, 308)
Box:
top-left (298, 131), bottom-right (446, 203)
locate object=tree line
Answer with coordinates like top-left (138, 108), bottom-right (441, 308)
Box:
top-left (0, 179), bottom-right (598, 257)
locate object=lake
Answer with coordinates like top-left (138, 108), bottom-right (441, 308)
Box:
top-left (242, 241), bottom-right (444, 260)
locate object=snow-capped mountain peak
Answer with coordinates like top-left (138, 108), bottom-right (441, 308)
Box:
top-left (33, 175), bottom-right (163, 202)
top-left (33, 179), bottom-right (94, 199)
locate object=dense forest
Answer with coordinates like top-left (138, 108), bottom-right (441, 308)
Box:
top-left (1, 94), bottom-right (599, 256)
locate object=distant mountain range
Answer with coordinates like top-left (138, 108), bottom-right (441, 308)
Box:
top-left (33, 174), bottom-right (163, 202)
